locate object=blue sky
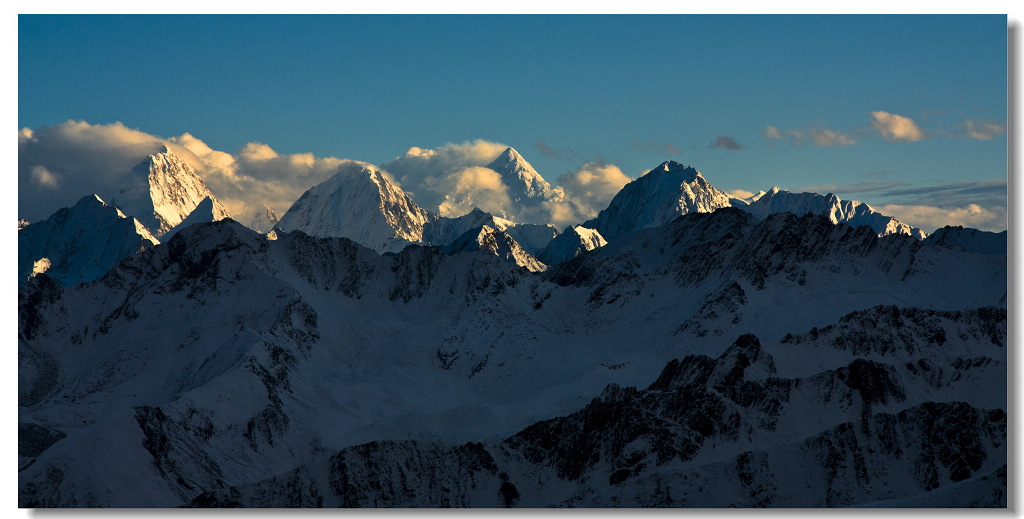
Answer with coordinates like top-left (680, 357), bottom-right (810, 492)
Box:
top-left (17, 14), bottom-right (1009, 231)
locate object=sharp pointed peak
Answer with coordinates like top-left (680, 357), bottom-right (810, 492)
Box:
top-left (498, 146), bottom-right (521, 160)
top-left (488, 147), bottom-right (531, 170)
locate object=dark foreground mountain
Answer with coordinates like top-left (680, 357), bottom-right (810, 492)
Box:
top-left (17, 194), bottom-right (159, 287)
top-left (18, 206), bottom-right (1005, 507)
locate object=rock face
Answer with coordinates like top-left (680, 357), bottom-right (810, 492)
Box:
top-left (18, 203), bottom-right (1005, 507)
top-left (583, 162), bottom-right (733, 242)
top-left (112, 147), bottom-right (225, 237)
top-left (18, 194), bottom-right (159, 287)
top-left (735, 187), bottom-right (926, 239)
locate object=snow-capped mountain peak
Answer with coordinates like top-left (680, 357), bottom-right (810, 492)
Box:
top-left (582, 162), bottom-right (732, 241)
top-left (275, 161), bottom-right (437, 254)
top-left (112, 147), bottom-right (224, 237)
top-left (485, 147), bottom-right (558, 202)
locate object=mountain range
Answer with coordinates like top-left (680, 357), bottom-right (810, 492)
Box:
top-left (20, 145), bottom-right (945, 286)
top-left (17, 144), bottom-right (1007, 508)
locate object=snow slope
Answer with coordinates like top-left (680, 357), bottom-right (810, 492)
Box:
top-left (18, 208), bottom-right (1005, 507)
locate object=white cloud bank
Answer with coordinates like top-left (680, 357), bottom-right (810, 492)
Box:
top-left (879, 203), bottom-right (1006, 234)
top-left (382, 140), bottom-right (510, 216)
top-left (556, 161), bottom-right (632, 219)
top-left (19, 121), bottom-right (170, 222)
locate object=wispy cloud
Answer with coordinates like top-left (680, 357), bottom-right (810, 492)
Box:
top-left (792, 180), bottom-right (911, 196)
top-left (630, 139), bottom-right (683, 156)
top-left (535, 139), bottom-right (578, 161)
top-left (961, 118), bottom-right (1006, 141)
top-left (710, 135), bottom-right (745, 150)
top-left (869, 111), bottom-right (926, 142)
top-left (880, 179), bottom-right (1007, 208)
top-left (29, 166), bottom-right (61, 190)
top-left (809, 129), bottom-right (855, 147)
top-left (761, 125), bottom-right (853, 147)
top-left (762, 126), bottom-right (782, 140)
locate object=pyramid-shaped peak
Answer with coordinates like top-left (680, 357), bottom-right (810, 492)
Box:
top-left (498, 147), bottom-right (523, 162)
top-left (113, 148), bottom-right (220, 237)
top-left (487, 147), bottom-right (532, 171)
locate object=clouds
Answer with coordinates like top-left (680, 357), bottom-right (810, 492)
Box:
top-left (432, 166), bottom-right (513, 218)
top-left (30, 166), bottom-right (60, 190)
top-left (878, 203), bottom-right (1006, 234)
top-left (555, 161), bottom-right (633, 219)
top-left (709, 135), bottom-right (745, 150)
top-left (761, 124), bottom-right (855, 147)
top-left (961, 119), bottom-right (1006, 141)
top-left (630, 139), bottom-right (683, 155)
top-left (809, 129), bottom-right (855, 147)
top-left (381, 140), bottom-right (510, 217)
top-left (764, 110), bottom-right (1003, 149)
top-left (18, 120), bottom-right (352, 223)
top-left (18, 125), bottom-right (622, 230)
top-left (19, 121), bottom-right (170, 221)
top-left (192, 140), bottom-right (348, 217)
top-left (535, 139), bottom-right (579, 161)
top-left (869, 111), bottom-right (926, 142)
top-left (382, 140), bottom-right (600, 226)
